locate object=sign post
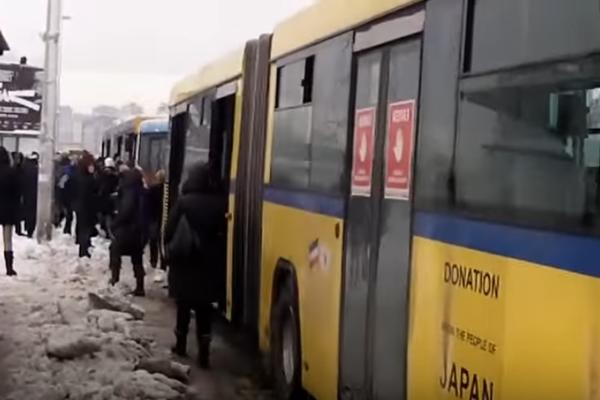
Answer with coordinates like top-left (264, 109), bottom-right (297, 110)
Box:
top-left (37, 0), bottom-right (63, 243)
top-left (351, 107), bottom-right (376, 197)
top-left (384, 100), bottom-right (416, 200)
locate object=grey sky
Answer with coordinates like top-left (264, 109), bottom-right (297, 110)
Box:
top-left (0, 0), bottom-right (312, 113)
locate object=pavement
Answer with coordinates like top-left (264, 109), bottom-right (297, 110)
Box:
top-left (0, 231), bottom-right (274, 400)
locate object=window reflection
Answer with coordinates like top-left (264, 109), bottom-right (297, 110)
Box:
top-left (456, 56), bottom-right (600, 233)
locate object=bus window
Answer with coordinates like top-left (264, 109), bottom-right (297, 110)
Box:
top-left (309, 37), bottom-right (351, 193)
top-left (271, 36), bottom-right (351, 193)
top-left (465, 0), bottom-right (600, 73)
top-left (455, 55), bottom-right (600, 234)
top-left (139, 136), bottom-right (151, 171)
top-left (150, 138), bottom-right (162, 172)
top-left (201, 97), bottom-right (211, 126)
top-left (184, 97), bottom-right (210, 171)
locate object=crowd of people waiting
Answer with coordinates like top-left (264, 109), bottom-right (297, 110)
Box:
top-left (0, 144), bottom-right (223, 368)
top-left (53, 151), bottom-right (167, 296)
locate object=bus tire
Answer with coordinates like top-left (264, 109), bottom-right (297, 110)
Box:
top-left (271, 279), bottom-right (302, 399)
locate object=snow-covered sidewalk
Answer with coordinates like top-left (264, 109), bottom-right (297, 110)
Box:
top-left (0, 231), bottom-right (270, 400)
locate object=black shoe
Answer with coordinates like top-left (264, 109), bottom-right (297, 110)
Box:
top-left (171, 336), bottom-right (187, 358)
top-left (132, 276), bottom-right (145, 297)
top-left (197, 335), bottom-right (211, 369)
top-left (4, 252), bottom-right (16, 276)
top-left (109, 268), bottom-right (120, 286)
top-left (79, 249), bottom-right (91, 258)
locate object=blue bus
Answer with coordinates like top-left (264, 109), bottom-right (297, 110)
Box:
top-left (137, 118), bottom-right (169, 175)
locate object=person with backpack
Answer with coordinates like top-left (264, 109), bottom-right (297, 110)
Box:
top-left (165, 162), bottom-right (226, 368)
top-left (0, 147), bottom-right (20, 276)
top-left (109, 167), bottom-right (147, 296)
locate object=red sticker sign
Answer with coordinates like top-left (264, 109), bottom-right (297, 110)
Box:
top-left (385, 100), bottom-right (416, 200)
top-left (351, 107), bottom-right (376, 197)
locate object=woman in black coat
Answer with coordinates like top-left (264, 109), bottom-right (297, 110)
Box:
top-left (146, 169), bottom-right (166, 271)
top-left (74, 153), bottom-right (97, 258)
top-left (12, 152), bottom-right (25, 236)
top-left (0, 147), bottom-right (20, 276)
top-left (165, 163), bottom-right (226, 368)
top-left (109, 168), bottom-right (146, 296)
top-left (22, 155), bottom-right (39, 238)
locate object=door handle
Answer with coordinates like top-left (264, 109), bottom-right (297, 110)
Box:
top-left (225, 212), bottom-right (233, 221)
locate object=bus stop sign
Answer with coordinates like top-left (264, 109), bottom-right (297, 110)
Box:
top-left (351, 107), bottom-right (376, 197)
top-left (385, 100), bottom-right (416, 200)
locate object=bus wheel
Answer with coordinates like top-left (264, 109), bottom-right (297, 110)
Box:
top-left (271, 280), bottom-right (301, 399)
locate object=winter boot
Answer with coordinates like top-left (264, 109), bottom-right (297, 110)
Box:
top-left (197, 335), bottom-right (211, 369)
top-left (171, 333), bottom-right (188, 357)
top-left (132, 276), bottom-right (145, 297)
top-left (4, 252), bottom-right (16, 276)
top-left (109, 267), bottom-right (120, 286)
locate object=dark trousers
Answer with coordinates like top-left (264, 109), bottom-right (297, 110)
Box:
top-left (76, 213), bottom-right (91, 258)
top-left (14, 221), bottom-right (23, 236)
top-left (64, 207), bottom-right (74, 235)
top-left (99, 214), bottom-right (113, 239)
top-left (109, 241), bottom-right (144, 278)
top-left (24, 215), bottom-right (36, 238)
top-left (175, 301), bottom-right (212, 338)
top-left (148, 222), bottom-right (165, 270)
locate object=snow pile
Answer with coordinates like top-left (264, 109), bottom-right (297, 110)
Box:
top-left (0, 231), bottom-right (199, 400)
top-left (88, 286), bottom-right (145, 320)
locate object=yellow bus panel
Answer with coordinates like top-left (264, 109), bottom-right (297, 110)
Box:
top-left (272, 0), bottom-right (422, 59)
top-left (260, 201), bottom-right (343, 400)
top-left (169, 48), bottom-right (244, 106)
top-left (409, 213), bottom-right (600, 399)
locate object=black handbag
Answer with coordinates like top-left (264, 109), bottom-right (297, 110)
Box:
top-left (166, 214), bottom-right (202, 261)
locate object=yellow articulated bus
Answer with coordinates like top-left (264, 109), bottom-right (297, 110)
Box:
top-left (168, 0), bottom-right (600, 399)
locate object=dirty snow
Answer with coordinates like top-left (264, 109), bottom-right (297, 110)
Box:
top-left (0, 231), bottom-right (200, 400)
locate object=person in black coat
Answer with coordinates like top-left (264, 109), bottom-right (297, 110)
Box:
top-left (109, 168), bottom-right (146, 296)
top-left (146, 169), bottom-right (166, 270)
top-left (165, 162), bottom-right (226, 368)
top-left (74, 152), bottom-right (97, 258)
top-left (0, 147), bottom-right (20, 276)
top-left (97, 158), bottom-right (119, 239)
top-left (11, 152), bottom-right (25, 236)
top-left (22, 154), bottom-right (39, 238)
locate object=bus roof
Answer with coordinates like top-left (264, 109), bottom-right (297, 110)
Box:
top-left (169, 48), bottom-right (244, 107)
top-left (105, 116), bottom-right (152, 138)
top-left (272, 0), bottom-right (421, 60)
top-left (140, 118), bottom-right (169, 135)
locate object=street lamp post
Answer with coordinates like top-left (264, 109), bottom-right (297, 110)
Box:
top-left (36, 0), bottom-right (62, 242)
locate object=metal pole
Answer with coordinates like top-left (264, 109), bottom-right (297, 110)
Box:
top-left (36, 0), bottom-right (62, 243)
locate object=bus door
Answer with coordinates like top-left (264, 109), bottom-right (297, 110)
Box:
top-left (340, 23), bottom-right (422, 400)
top-left (210, 88), bottom-right (236, 311)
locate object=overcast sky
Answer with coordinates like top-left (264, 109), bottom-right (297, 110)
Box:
top-left (0, 0), bottom-right (312, 113)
